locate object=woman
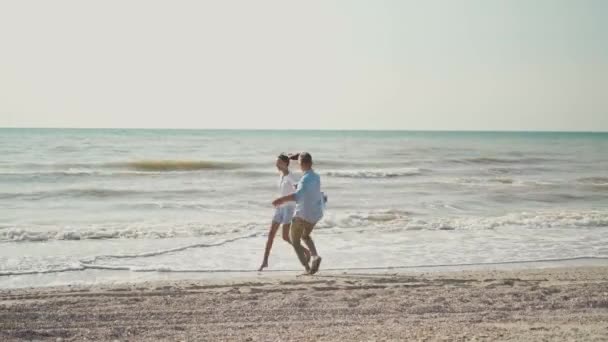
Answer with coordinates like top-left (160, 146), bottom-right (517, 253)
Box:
top-left (258, 154), bottom-right (310, 271)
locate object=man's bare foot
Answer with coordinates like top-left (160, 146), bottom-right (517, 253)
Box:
top-left (258, 262), bottom-right (268, 272)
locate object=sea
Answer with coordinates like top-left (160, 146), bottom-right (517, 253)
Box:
top-left (1, 128), bottom-right (607, 288)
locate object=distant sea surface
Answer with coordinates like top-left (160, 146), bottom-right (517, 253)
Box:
top-left (1, 128), bottom-right (607, 287)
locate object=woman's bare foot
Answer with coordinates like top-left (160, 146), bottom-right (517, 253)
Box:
top-left (298, 268), bottom-right (312, 276)
top-left (258, 262), bottom-right (268, 272)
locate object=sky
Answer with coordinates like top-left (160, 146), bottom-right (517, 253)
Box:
top-left (0, 0), bottom-right (607, 131)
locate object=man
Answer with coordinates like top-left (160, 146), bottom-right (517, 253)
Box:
top-left (272, 152), bottom-right (324, 275)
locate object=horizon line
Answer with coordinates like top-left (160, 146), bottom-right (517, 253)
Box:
top-left (1, 126), bottom-right (607, 134)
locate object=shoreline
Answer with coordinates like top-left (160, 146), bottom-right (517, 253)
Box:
top-left (2, 266), bottom-right (607, 341)
top-left (2, 256), bottom-right (607, 290)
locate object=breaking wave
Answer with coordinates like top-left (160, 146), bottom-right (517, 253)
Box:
top-left (0, 222), bottom-right (259, 242)
top-left (6, 159), bottom-right (244, 173)
top-left (108, 160), bottom-right (243, 172)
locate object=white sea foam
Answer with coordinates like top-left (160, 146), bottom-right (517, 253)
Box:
top-left (324, 168), bottom-right (423, 178)
top-left (3, 210), bottom-right (607, 243)
top-left (320, 209), bottom-right (608, 231)
top-left (0, 222), bottom-right (260, 242)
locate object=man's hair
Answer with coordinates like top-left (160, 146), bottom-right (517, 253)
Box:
top-left (299, 152), bottom-right (313, 165)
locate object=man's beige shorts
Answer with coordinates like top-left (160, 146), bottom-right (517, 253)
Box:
top-left (290, 217), bottom-right (315, 241)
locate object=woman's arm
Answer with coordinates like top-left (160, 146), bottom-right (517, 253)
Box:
top-left (272, 193), bottom-right (296, 207)
top-left (273, 173), bottom-right (309, 207)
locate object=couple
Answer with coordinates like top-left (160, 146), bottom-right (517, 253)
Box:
top-left (258, 152), bottom-right (324, 275)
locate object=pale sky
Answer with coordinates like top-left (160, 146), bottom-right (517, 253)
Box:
top-left (1, 0), bottom-right (606, 131)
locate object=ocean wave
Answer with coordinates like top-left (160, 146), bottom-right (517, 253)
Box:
top-left (319, 209), bottom-right (608, 231)
top-left (3, 210), bottom-right (607, 244)
top-left (400, 211), bottom-right (608, 231)
top-left (7, 160), bottom-right (244, 173)
top-left (108, 160), bottom-right (243, 172)
top-left (577, 176), bottom-right (608, 186)
top-left (0, 227), bottom-right (155, 242)
top-left (486, 166), bottom-right (551, 175)
top-left (324, 168), bottom-right (423, 179)
top-left (125, 202), bottom-right (211, 210)
top-left (457, 177), bottom-right (517, 185)
top-left (449, 157), bottom-right (554, 165)
top-left (0, 222), bottom-right (259, 242)
top-left (314, 159), bottom-right (416, 168)
top-left (0, 169), bottom-right (166, 177)
top-left (316, 209), bottom-right (413, 229)
top-left (423, 176), bottom-right (564, 189)
top-left (0, 188), bottom-right (206, 201)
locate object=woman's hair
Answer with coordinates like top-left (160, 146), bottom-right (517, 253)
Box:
top-left (282, 152), bottom-right (312, 164)
top-left (277, 153), bottom-right (290, 164)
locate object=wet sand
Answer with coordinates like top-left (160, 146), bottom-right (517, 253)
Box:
top-left (1, 266), bottom-right (608, 341)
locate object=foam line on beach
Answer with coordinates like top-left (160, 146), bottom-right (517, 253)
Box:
top-left (5, 255), bottom-right (607, 277)
top-left (79, 233), bottom-right (258, 264)
top-left (0, 266), bottom-right (85, 276)
top-left (87, 256), bottom-right (608, 273)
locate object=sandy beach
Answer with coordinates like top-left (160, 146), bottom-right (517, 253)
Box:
top-left (1, 266), bottom-right (607, 341)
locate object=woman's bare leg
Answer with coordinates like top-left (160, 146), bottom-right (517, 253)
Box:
top-left (258, 222), bottom-right (280, 271)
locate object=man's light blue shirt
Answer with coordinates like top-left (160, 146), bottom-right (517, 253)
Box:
top-left (293, 170), bottom-right (324, 224)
